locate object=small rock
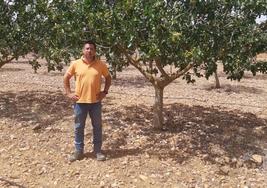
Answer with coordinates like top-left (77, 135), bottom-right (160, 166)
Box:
top-left (111, 182), bottom-right (119, 188)
top-left (236, 159), bottom-right (244, 168)
top-left (121, 158), bottom-right (128, 165)
top-left (139, 175), bottom-right (148, 181)
top-left (219, 166), bottom-right (230, 175)
top-left (253, 126), bottom-right (265, 135)
top-left (45, 126), bottom-right (52, 131)
top-left (145, 153), bottom-right (150, 159)
top-left (19, 146), bottom-right (30, 151)
top-left (32, 124), bottom-right (41, 130)
top-left (150, 174), bottom-right (157, 178)
top-left (174, 182), bottom-right (187, 188)
top-left (231, 157), bottom-right (237, 163)
top-left (99, 181), bottom-right (105, 188)
top-left (238, 127), bottom-right (246, 134)
top-left (10, 135), bottom-right (17, 139)
top-left (251, 154), bottom-right (263, 164)
top-left (224, 156), bottom-right (230, 164)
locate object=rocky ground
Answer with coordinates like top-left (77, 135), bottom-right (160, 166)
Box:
top-left (1, 56), bottom-right (267, 188)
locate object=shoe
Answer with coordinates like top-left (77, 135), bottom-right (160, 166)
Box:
top-left (69, 151), bottom-right (84, 162)
top-left (96, 152), bottom-right (106, 161)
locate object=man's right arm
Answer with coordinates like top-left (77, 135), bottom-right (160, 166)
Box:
top-left (63, 72), bottom-right (79, 101)
top-left (63, 72), bottom-right (72, 94)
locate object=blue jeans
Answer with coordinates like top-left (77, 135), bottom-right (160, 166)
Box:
top-left (73, 102), bottom-right (102, 153)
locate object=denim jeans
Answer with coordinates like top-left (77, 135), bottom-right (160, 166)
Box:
top-left (73, 102), bottom-right (102, 153)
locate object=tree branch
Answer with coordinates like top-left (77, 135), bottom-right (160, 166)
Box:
top-left (0, 56), bottom-right (15, 68)
top-left (117, 45), bottom-right (156, 83)
top-left (155, 58), bottom-right (170, 79)
top-left (169, 63), bottom-right (194, 84)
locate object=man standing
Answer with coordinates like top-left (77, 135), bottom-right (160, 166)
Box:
top-left (64, 40), bottom-right (111, 162)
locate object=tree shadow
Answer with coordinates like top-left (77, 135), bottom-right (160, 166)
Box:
top-left (204, 84), bottom-right (264, 94)
top-left (216, 71), bottom-right (267, 81)
top-left (163, 104), bottom-right (267, 159)
top-left (0, 90), bottom-right (73, 129)
top-left (103, 103), bottom-right (267, 167)
top-left (112, 75), bottom-right (152, 89)
top-left (242, 73), bottom-right (267, 80)
top-left (0, 67), bottom-right (24, 72)
top-left (84, 148), bottom-right (141, 159)
top-left (40, 71), bottom-right (64, 76)
top-left (1, 90), bottom-right (267, 167)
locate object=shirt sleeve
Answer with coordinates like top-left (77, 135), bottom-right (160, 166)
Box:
top-left (101, 61), bottom-right (110, 77)
top-left (66, 61), bottom-right (76, 76)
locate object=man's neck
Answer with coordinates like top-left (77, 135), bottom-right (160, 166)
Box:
top-left (83, 56), bottom-right (95, 64)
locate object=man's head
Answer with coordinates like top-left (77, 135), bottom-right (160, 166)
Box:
top-left (82, 40), bottom-right (96, 62)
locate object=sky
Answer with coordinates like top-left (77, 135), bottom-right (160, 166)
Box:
top-left (256, 15), bottom-right (267, 24)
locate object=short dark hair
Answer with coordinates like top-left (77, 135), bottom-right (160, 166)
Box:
top-left (83, 40), bottom-right (96, 49)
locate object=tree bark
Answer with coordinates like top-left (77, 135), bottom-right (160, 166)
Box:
top-left (214, 70), bottom-right (220, 88)
top-left (153, 85), bottom-right (164, 130)
top-left (111, 64), bottom-right (117, 79)
top-left (0, 57), bottom-right (15, 68)
top-left (0, 61), bottom-right (5, 68)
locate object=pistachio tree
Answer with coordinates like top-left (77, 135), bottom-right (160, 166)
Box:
top-left (0, 0), bottom-right (34, 68)
top-left (83, 0), bottom-right (267, 129)
top-left (0, 0), bottom-right (83, 71)
top-left (1, 0), bottom-right (266, 129)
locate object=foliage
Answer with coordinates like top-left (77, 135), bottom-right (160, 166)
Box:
top-left (81, 0), bottom-right (267, 128)
top-left (1, 0), bottom-right (267, 128)
top-left (83, 0), bottom-right (267, 82)
top-left (0, 0), bottom-right (84, 71)
top-left (0, 0), bottom-right (33, 67)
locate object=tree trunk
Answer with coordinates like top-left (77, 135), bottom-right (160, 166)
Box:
top-left (0, 61), bottom-right (5, 68)
top-left (153, 85), bottom-right (164, 130)
top-left (0, 57), bottom-right (15, 68)
top-left (214, 70), bottom-right (220, 88)
top-left (111, 64), bottom-right (117, 79)
top-left (111, 69), bottom-right (117, 79)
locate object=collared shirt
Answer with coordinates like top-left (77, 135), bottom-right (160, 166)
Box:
top-left (67, 58), bottom-right (109, 103)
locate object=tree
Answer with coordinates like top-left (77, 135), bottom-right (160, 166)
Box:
top-left (0, 0), bottom-right (35, 68)
top-left (80, 1), bottom-right (267, 129)
top-left (0, 0), bottom-right (83, 71)
top-left (1, 1), bottom-right (266, 130)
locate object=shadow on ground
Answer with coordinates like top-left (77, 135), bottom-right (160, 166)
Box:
top-left (216, 71), bottom-right (267, 81)
top-left (243, 73), bottom-right (267, 80)
top-left (84, 148), bottom-right (141, 160)
top-left (0, 90), bottom-right (73, 128)
top-left (103, 102), bottom-right (267, 167)
top-left (204, 83), bottom-right (264, 94)
top-left (112, 75), bottom-right (152, 89)
top-left (1, 90), bottom-right (267, 167)
top-left (0, 67), bottom-right (24, 72)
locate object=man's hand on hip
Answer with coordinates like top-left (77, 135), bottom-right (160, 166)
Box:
top-left (97, 91), bottom-right (107, 101)
top-left (67, 93), bottom-right (79, 101)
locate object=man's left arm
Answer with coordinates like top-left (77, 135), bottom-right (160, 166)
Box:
top-left (97, 74), bottom-right (111, 101)
top-left (103, 74), bottom-right (111, 95)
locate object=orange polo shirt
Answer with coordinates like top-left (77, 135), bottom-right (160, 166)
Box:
top-left (67, 58), bottom-right (109, 103)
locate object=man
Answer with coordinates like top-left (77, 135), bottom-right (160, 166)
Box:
top-left (63, 40), bottom-right (111, 162)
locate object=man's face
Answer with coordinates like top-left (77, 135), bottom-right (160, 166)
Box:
top-left (83, 43), bottom-right (96, 60)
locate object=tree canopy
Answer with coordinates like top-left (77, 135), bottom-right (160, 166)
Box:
top-left (82, 0), bottom-right (267, 128)
top-left (0, 0), bottom-right (83, 71)
top-left (1, 0), bottom-right (267, 129)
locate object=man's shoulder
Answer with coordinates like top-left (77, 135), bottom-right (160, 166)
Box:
top-left (72, 58), bottom-right (83, 64)
top-left (96, 59), bottom-right (107, 67)
top-left (69, 59), bottom-right (83, 68)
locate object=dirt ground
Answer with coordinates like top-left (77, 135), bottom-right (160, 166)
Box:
top-left (1, 56), bottom-right (267, 188)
